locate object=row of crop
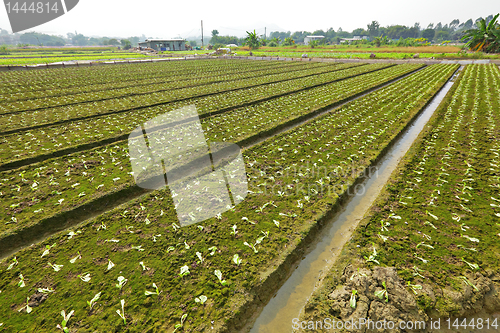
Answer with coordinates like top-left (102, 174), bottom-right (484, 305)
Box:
top-left (0, 61), bottom-right (316, 104)
top-left (0, 64), bottom-right (423, 226)
top-left (0, 63), bottom-right (384, 132)
top-left (0, 64), bottom-right (459, 332)
top-left (352, 64), bottom-right (500, 289)
top-left (0, 63), bottom-right (409, 165)
top-left (0, 62), bottom-right (354, 113)
top-left (0, 54), bottom-right (153, 66)
top-left (298, 64), bottom-right (500, 323)
top-left (0, 59), bottom-right (284, 94)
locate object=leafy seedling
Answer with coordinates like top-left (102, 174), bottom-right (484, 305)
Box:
top-left (374, 281), bottom-right (389, 302)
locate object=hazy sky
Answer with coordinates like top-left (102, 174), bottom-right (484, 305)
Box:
top-left (0, 0), bottom-right (497, 38)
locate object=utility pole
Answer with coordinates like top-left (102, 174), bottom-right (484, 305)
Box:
top-left (264, 27), bottom-right (266, 40)
top-left (201, 20), bottom-right (204, 48)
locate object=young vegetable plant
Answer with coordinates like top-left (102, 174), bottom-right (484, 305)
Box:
top-left (115, 276), bottom-right (128, 289)
top-left (214, 269), bottom-right (227, 285)
top-left (18, 273), bottom-right (25, 287)
top-left (7, 257), bottom-right (18, 270)
top-left (350, 290), bottom-right (357, 309)
top-left (41, 243), bottom-right (56, 258)
top-left (78, 273), bottom-right (91, 283)
top-left (69, 252), bottom-right (82, 264)
top-left (87, 292), bottom-right (102, 310)
top-left (173, 314), bottom-right (188, 332)
top-left (407, 281), bottom-right (422, 295)
top-left (144, 283), bottom-right (160, 296)
top-left (233, 254), bottom-right (242, 266)
top-left (116, 299), bottom-right (126, 325)
top-left (364, 243), bottom-right (380, 264)
top-left (18, 297), bottom-right (32, 313)
top-left (374, 281), bottom-right (389, 302)
top-left (179, 265), bottom-right (190, 277)
top-left (57, 310), bottom-right (74, 333)
top-left (195, 295), bottom-right (207, 304)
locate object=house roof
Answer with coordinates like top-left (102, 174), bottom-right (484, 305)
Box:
top-left (139, 39), bottom-right (186, 43)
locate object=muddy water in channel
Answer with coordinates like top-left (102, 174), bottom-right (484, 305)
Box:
top-left (248, 68), bottom-right (463, 333)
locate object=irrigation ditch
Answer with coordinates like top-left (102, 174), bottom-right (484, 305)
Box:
top-left (245, 66), bottom-right (464, 333)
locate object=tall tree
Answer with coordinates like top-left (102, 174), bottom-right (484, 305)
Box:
top-left (367, 20), bottom-right (380, 36)
top-left (461, 13), bottom-right (500, 53)
top-left (244, 30), bottom-right (260, 49)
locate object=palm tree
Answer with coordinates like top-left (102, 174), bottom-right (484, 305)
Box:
top-left (461, 13), bottom-right (500, 53)
top-left (245, 30), bottom-right (260, 49)
top-left (271, 37), bottom-right (281, 45)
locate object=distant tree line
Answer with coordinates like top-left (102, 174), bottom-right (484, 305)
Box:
top-left (0, 29), bottom-right (144, 48)
top-left (267, 14), bottom-right (498, 45)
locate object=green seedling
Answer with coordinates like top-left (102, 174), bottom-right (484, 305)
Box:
top-left (407, 281), bottom-right (422, 295)
top-left (208, 246), bottom-right (217, 256)
top-left (374, 281), bottom-right (389, 302)
top-left (179, 265), bottom-right (190, 277)
top-left (67, 230), bottom-right (81, 239)
top-left (195, 295), bottom-right (207, 304)
top-left (424, 221), bottom-right (437, 229)
top-left (350, 290), bottom-right (357, 308)
top-left (18, 297), bottom-right (32, 314)
top-left (116, 276), bottom-right (128, 289)
top-left (426, 211), bottom-right (439, 220)
top-left (69, 252), bottom-right (81, 264)
top-left (87, 292), bottom-right (102, 310)
top-left (144, 283), bottom-right (160, 296)
top-left (233, 254), bottom-right (242, 266)
top-left (412, 266), bottom-right (425, 278)
top-left (38, 287), bottom-right (54, 293)
top-left (459, 276), bottom-right (479, 291)
top-left (48, 262), bottom-right (63, 272)
top-left (7, 257), bottom-right (19, 270)
top-left (57, 309), bottom-right (74, 332)
top-left (461, 258), bottom-right (479, 270)
top-left (214, 269), bottom-right (227, 285)
top-left (230, 224), bottom-right (237, 236)
top-left (241, 217), bottom-right (256, 224)
top-left (196, 252), bottom-right (203, 263)
top-left (462, 234), bottom-right (479, 243)
top-left (139, 262), bottom-right (147, 271)
top-left (173, 314), bottom-right (188, 332)
top-left (41, 243), bottom-right (56, 258)
top-left (364, 243), bottom-right (380, 264)
top-left (78, 273), bottom-right (91, 282)
top-left (116, 299), bottom-right (126, 325)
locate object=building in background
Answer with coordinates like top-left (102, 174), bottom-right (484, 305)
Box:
top-left (304, 35), bottom-right (325, 45)
top-left (138, 38), bottom-right (186, 51)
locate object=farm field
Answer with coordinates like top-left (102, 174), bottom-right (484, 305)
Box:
top-left (0, 53), bottom-right (153, 66)
top-left (298, 64), bottom-right (500, 330)
top-left (0, 59), bottom-right (465, 332)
